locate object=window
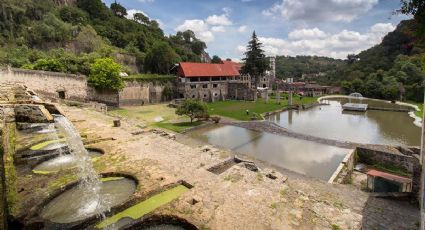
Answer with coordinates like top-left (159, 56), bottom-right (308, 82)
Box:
top-left (58, 91), bottom-right (65, 99)
top-left (213, 84), bottom-right (218, 88)
top-left (204, 94), bottom-right (207, 98)
top-left (202, 84), bottom-right (208, 89)
top-left (190, 85), bottom-right (196, 89)
top-left (192, 95), bottom-right (196, 98)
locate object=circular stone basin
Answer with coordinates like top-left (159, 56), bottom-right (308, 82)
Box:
top-left (41, 177), bottom-right (136, 224)
top-left (126, 216), bottom-right (198, 230)
top-left (33, 149), bottom-right (104, 173)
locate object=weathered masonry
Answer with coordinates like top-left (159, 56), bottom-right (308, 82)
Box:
top-left (176, 58), bottom-right (275, 102)
top-left (0, 67), bottom-right (172, 107)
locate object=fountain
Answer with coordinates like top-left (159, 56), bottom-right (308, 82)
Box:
top-left (41, 114), bottom-right (109, 223)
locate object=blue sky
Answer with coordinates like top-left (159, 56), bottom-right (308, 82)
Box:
top-left (103, 0), bottom-right (410, 60)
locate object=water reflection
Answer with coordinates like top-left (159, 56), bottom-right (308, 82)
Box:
top-left (188, 125), bottom-right (348, 180)
top-left (268, 100), bottom-right (420, 146)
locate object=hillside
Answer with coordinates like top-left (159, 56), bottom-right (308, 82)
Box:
top-left (313, 19), bottom-right (425, 102)
top-left (0, 0), bottom-right (208, 75)
top-left (275, 56), bottom-right (344, 80)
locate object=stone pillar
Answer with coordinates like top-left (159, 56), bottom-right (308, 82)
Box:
top-left (288, 90), bottom-right (293, 106)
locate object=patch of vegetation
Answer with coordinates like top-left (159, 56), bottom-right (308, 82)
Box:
top-left (256, 172), bottom-right (264, 181)
top-left (270, 203), bottom-right (277, 209)
top-left (331, 224), bottom-right (341, 230)
top-left (4, 124), bottom-right (18, 215)
top-left (97, 185), bottom-right (189, 228)
top-left (29, 138), bottom-right (66, 151)
top-left (153, 121), bottom-right (203, 133)
top-left (122, 74), bottom-right (175, 84)
top-left (100, 177), bottom-right (124, 182)
top-left (372, 163), bottom-right (411, 177)
top-left (208, 96), bottom-right (318, 121)
top-left (88, 57), bottom-right (124, 90)
top-left (46, 174), bottom-right (78, 194)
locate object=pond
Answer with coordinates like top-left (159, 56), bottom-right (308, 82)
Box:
top-left (267, 98), bottom-right (421, 146)
top-left (187, 125), bottom-right (348, 180)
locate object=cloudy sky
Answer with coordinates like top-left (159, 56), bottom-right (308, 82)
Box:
top-left (102, 0), bottom-right (410, 60)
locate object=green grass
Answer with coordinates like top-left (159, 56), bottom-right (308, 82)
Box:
top-left (406, 101), bottom-right (423, 117)
top-left (96, 185), bottom-right (189, 229)
top-left (122, 74), bottom-right (175, 84)
top-left (30, 138), bottom-right (66, 151)
top-left (372, 163), bottom-right (410, 177)
top-left (208, 96), bottom-right (319, 121)
top-left (153, 121), bottom-right (203, 133)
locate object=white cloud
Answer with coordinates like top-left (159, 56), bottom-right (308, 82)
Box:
top-left (126, 9), bottom-right (148, 20)
top-left (175, 19), bottom-right (214, 42)
top-left (176, 10), bottom-right (235, 43)
top-left (237, 25), bottom-right (247, 33)
top-left (288, 28), bottom-right (327, 40)
top-left (262, 0), bottom-right (379, 23)
top-left (206, 14), bottom-right (232, 26)
top-left (211, 26), bottom-right (226, 33)
top-left (237, 23), bottom-right (395, 59)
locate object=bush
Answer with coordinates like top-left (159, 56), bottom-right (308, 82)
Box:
top-left (176, 99), bottom-right (208, 123)
top-left (88, 58), bottom-right (124, 90)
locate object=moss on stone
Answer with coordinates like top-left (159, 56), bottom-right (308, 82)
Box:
top-left (96, 185), bottom-right (189, 229)
top-left (30, 138), bottom-right (66, 151)
top-left (100, 177), bottom-right (124, 182)
top-left (4, 123), bottom-right (18, 216)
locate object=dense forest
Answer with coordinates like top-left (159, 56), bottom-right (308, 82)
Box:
top-left (275, 56), bottom-right (344, 80)
top-left (0, 0), bottom-right (208, 75)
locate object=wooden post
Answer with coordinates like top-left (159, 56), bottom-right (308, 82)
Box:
top-left (113, 119), bottom-right (121, 127)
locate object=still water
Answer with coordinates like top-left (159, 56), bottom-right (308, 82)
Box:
top-left (267, 99), bottom-right (421, 146)
top-left (188, 125), bottom-right (348, 180)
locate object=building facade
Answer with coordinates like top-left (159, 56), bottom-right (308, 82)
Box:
top-left (176, 57), bottom-right (276, 102)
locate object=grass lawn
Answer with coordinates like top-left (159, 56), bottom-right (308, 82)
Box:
top-left (406, 101), bottom-right (424, 117)
top-left (152, 121), bottom-right (203, 133)
top-left (208, 95), bottom-right (319, 121)
top-left (109, 104), bottom-right (184, 124)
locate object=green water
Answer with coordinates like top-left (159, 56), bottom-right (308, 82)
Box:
top-left (97, 185), bottom-right (189, 229)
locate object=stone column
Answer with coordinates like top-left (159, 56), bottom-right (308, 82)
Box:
top-left (288, 90), bottom-right (293, 106)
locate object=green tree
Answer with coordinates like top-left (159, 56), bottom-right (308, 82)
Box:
top-left (211, 55), bottom-right (222, 63)
top-left (110, 2), bottom-right (127, 18)
top-left (88, 58), bottom-right (124, 90)
top-left (241, 31), bottom-right (269, 89)
top-left (30, 58), bottom-right (66, 72)
top-left (176, 99), bottom-right (208, 123)
top-left (59, 6), bottom-right (88, 25)
top-left (144, 41), bottom-right (180, 74)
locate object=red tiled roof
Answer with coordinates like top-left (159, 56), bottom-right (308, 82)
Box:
top-left (178, 62), bottom-right (241, 78)
top-left (367, 169), bottom-right (412, 184)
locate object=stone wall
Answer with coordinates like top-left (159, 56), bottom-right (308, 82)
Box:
top-left (179, 82), bottom-right (227, 102)
top-left (0, 121), bottom-right (6, 230)
top-left (0, 67), bottom-right (88, 102)
top-left (357, 147), bottom-right (422, 195)
top-left (119, 80), bottom-right (173, 106)
top-left (228, 83), bottom-right (257, 101)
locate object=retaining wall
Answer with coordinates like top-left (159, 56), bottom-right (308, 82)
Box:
top-left (0, 68), bottom-right (88, 102)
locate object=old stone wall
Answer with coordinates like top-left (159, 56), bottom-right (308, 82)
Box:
top-left (328, 149), bottom-right (356, 184)
top-left (0, 120), bottom-right (6, 230)
top-left (87, 88), bottom-right (119, 106)
top-left (119, 80), bottom-right (173, 106)
top-left (0, 68), bottom-right (88, 102)
top-left (228, 83), bottom-right (257, 101)
top-left (180, 82), bottom-right (227, 102)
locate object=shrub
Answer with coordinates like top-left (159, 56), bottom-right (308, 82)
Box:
top-left (88, 58), bottom-right (124, 90)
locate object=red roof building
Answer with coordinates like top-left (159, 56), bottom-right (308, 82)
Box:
top-left (177, 61), bottom-right (241, 78)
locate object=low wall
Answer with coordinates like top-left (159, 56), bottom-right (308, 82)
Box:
top-left (0, 67), bottom-right (88, 102)
top-left (328, 149), bottom-right (356, 184)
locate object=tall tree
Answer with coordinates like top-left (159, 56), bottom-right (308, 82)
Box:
top-left (144, 41), bottom-right (180, 74)
top-left (211, 55), bottom-right (222, 64)
top-left (110, 1), bottom-right (127, 18)
top-left (398, 0), bottom-right (425, 33)
top-left (241, 31), bottom-right (269, 89)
